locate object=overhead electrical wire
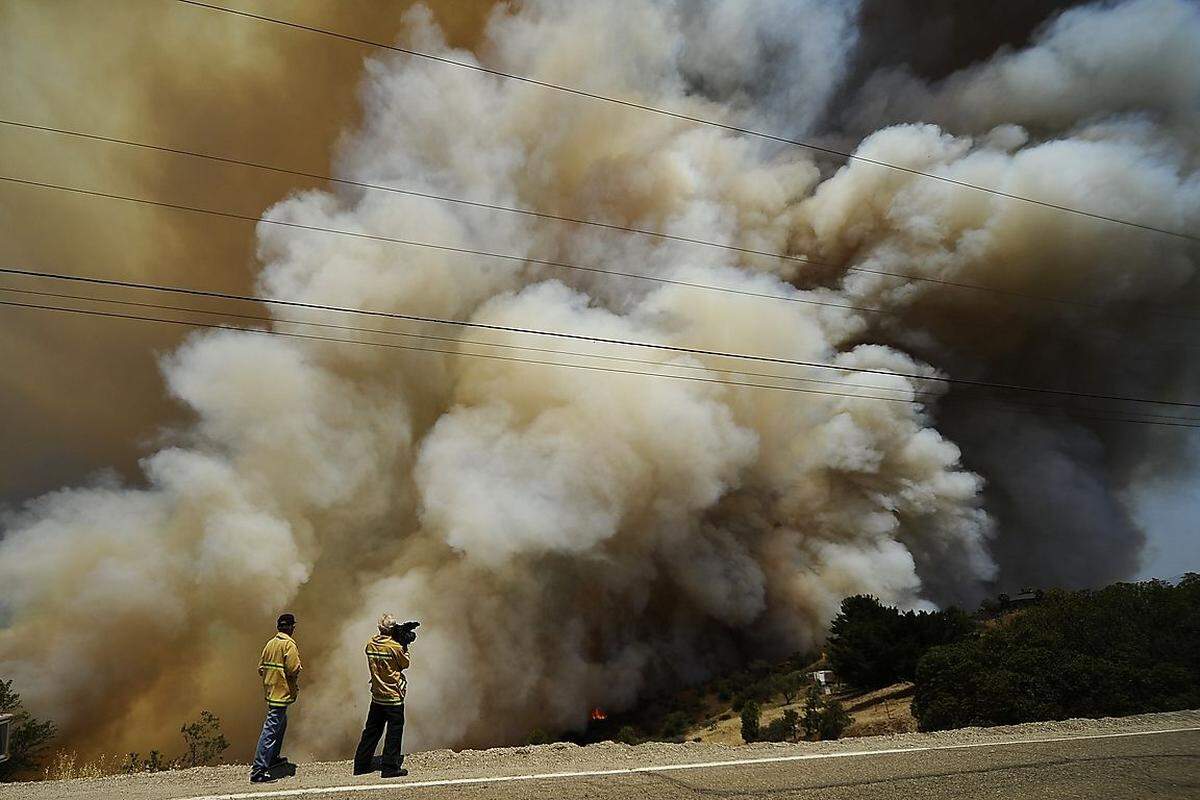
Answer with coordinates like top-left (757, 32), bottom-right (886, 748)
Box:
top-left (5, 281), bottom-right (1198, 427)
top-left (0, 283), bottom-right (926, 399)
top-left (5, 170), bottom-right (1200, 348)
top-left (4, 126), bottom-right (1196, 326)
top-left (2, 292), bottom-right (1198, 430)
top-left (5, 120), bottom-right (1200, 351)
top-left (0, 173), bottom-right (873, 313)
top-left (174, 0), bottom-right (1199, 245)
top-left (2, 265), bottom-right (1197, 411)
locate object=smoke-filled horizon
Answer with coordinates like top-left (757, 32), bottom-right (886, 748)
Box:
top-left (1, 0), bottom-right (1199, 761)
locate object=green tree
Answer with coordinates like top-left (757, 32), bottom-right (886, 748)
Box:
top-left (740, 701), bottom-right (761, 743)
top-left (828, 595), bottom-right (976, 691)
top-left (817, 699), bottom-right (852, 740)
top-left (777, 672), bottom-right (805, 705)
top-left (761, 709), bottom-right (799, 742)
top-left (913, 580), bottom-right (1200, 731)
top-left (801, 685), bottom-right (822, 740)
top-left (0, 679), bottom-right (57, 781)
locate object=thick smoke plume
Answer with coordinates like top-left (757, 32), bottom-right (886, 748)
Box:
top-left (1, 0), bottom-right (1198, 759)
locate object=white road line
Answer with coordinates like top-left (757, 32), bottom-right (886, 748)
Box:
top-left (175, 725), bottom-right (1200, 800)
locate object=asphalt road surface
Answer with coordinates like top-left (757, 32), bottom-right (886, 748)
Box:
top-left (7, 711), bottom-right (1198, 800)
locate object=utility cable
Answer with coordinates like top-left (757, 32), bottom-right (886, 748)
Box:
top-left (5, 120), bottom-right (1196, 323)
top-left (3, 294), bottom-right (1198, 429)
top-left (174, 0), bottom-right (1199, 244)
top-left (5, 282), bottom-right (1197, 425)
top-left (2, 265), bottom-right (1197, 410)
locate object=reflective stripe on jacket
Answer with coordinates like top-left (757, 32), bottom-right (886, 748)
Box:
top-left (365, 635), bottom-right (409, 705)
top-left (259, 632), bottom-right (302, 707)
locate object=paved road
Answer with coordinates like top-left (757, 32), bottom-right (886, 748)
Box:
top-left (211, 729), bottom-right (1200, 800)
top-left (8, 715), bottom-right (1199, 800)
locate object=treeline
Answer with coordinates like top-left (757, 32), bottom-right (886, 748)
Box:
top-left (827, 595), bottom-right (975, 689)
top-left (828, 576), bottom-right (1200, 732)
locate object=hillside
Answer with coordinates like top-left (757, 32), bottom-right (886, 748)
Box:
top-left (688, 682), bottom-right (917, 745)
top-left (579, 652), bottom-right (916, 748)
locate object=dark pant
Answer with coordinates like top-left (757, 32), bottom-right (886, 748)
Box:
top-left (354, 701), bottom-right (405, 772)
top-left (251, 706), bottom-right (288, 777)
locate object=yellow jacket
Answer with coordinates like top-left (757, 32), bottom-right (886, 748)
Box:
top-left (259, 633), bottom-right (302, 707)
top-left (365, 635), bottom-right (409, 705)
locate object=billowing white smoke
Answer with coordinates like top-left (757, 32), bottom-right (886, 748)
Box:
top-left (1, 0), bottom-right (1197, 758)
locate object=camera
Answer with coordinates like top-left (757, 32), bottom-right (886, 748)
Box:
top-left (391, 620), bottom-right (420, 645)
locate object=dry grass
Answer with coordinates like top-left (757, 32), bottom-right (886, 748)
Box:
top-left (41, 750), bottom-right (126, 781)
top-left (841, 682), bottom-right (917, 737)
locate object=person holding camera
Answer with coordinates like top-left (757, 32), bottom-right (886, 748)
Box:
top-left (353, 613), bottom-right (417, 778)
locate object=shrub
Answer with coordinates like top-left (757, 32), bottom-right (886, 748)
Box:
top-left (817, 700), bottom-right (851, 740)
top-left (615, 726), bottom-right (640, 745)
top-left (760, 709), bottom-right (799, 742)
top-left (740, 701), bottom-right (761, 743)
top-left (527, 729), bottom-right (553, 745)
top-left (0, 679), bottom-right (57, 781)
top-left (124, 750), bottom-right (170, 774)
top-left (659, 711), bottom-right (691, 740)
top-left (180, 710), bottom-right (229, 768)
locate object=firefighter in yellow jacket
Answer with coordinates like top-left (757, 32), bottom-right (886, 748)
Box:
top-left (353, 613), bottom-right (413, 778)
top-left (250, 613), bottom-right (302, 784)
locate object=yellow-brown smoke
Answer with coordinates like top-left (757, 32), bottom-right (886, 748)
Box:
top-left (1, 0), bottom-right (1198, 761)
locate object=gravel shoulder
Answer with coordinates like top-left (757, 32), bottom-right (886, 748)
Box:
top-left (4, 709), bottom-right (1198, 800)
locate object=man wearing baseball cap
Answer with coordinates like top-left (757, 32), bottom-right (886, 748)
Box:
top-left (250, 613), bottom-right (302, 783)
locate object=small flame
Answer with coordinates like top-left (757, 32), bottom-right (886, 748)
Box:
top-left (590, 707), bottom-right (607, 721)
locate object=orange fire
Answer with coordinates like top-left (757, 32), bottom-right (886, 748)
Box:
top-left (590, 708), bottom-right (607, 721)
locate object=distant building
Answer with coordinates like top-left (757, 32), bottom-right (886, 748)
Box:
top-left (1000, 588), bottom-right (1043, 608)
top-left (808, 670), bottom-right (836, 695)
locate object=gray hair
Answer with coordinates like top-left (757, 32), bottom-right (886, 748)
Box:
top-left (377, 613), bottom-right (398, 635)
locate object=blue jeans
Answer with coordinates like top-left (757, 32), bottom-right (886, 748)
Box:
top-left (251, 706), bottom-right (288, 777)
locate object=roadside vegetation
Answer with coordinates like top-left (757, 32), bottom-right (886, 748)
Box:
top-left (8, 576), bottom-right (1197, 779)
top-left (575, 575), bottom-right (1200, 746)
top-left (0, 679), bottom-right (56, 781)
top-left (0, 694), bottom-right (229, 782)
top-left (913, 576), bottom-right (1200, 730)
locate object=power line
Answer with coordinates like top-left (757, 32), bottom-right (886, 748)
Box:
top-left (3, 265), bottom-right (1197, 410)
top-left (6, 118), bottom-right (1197, 327)
top-left (175, 0), bottom-right (1199, 245)
top-left (0, 283), bottom-right (922, 399)
top-left (0, 296), bottom-right (950, 406)
top-left (3, 293), bottom-right (1198, 430)
top-left (0, 118), bottom-right (851, 295)
top-left (0, 173), bottom-right (869, 313)
top-left (7, 124), bottom-right (1200, 357)
top-left (6, 282), bottom-right (1197, 425)
top-left (7, 170), bottom-right (1200, 344)
top-left (4, 293), bottom-right (1195, 429)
